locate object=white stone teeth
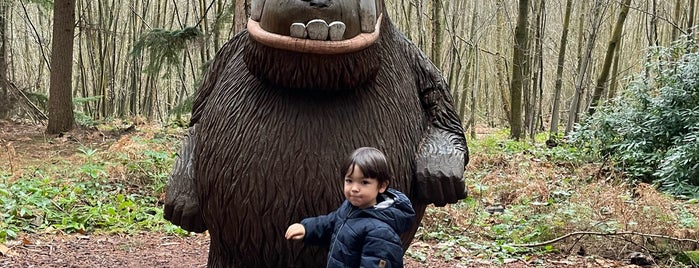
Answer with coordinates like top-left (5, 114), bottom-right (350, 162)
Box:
top-left (306, 19), bottom-right (329, 40)
top-left (328, 21), bottom-right (346, 41)
top-left (359, 0), bottom-right (377, 33)
top-left (250, 0), bottom-right (265, 21)
top-left (290, 23), bottom-right (308, 38)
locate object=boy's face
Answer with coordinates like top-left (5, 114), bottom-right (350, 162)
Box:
top-left (343, 164), bottom-right (388, 209)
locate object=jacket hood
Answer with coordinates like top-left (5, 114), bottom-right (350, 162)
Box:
top-left (359, 188), bottom-right (415, 233)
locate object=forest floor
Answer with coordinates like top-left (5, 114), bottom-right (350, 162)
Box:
top-left (0, 231), bottom-right (640, 268)
top-left (0, 120), bottom-right (683, 267)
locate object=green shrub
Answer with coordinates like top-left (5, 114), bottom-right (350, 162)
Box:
top-left (572, 38), bottom-right (699, 198)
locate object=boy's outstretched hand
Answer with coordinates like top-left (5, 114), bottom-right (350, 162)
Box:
top-left (285, 223), bottom-right (306, 240)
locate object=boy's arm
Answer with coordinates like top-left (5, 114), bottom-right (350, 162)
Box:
top-left (300, 210), bottom-right (338, 246)
top-left (359, 227), bottom-right (404, 267)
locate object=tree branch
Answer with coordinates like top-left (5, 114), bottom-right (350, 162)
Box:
top-left (510, 231), bottom-right (699, 248)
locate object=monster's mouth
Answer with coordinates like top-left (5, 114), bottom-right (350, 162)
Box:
top-left (247, 0), bottom-right (382, 54)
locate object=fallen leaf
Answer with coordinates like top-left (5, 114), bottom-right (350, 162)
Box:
top-left (0, 243), bottom-right (15, 257)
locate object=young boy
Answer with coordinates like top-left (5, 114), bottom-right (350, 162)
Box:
top-left (285, 147), bottom-right (416, 267)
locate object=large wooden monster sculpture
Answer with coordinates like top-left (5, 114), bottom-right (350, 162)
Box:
top-left (164, 0), bottom-right (469, 266)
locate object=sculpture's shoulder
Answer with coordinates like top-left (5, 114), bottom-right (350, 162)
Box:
top-left (381, 26), bottom-right (442, 83)
top-left (212, 30), bottom-right (250, 62)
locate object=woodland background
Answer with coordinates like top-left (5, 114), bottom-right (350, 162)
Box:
top-left (1, 1), bottom-right (699, 266)
top-left (0, 0), bottom-right (694, 137)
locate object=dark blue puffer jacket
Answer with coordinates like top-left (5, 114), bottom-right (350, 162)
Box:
top-left (301, 188), bottom-right (416, 268)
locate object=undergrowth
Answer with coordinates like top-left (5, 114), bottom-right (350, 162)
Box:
top-left (411, 129), bottom-right (699, 267)
top-left (0, 125), bottom-right (189, 242)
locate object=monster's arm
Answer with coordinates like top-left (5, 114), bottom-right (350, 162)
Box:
top-left (164, 125), bottom-right (207, 232)
top-left (414, 57), bottom-right (469, 207)
top-left (164, 36), bottom-right (241, 232)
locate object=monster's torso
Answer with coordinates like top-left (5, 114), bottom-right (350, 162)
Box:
top-left (193, 28), bottom-right (430, 266)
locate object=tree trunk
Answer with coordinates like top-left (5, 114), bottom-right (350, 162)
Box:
top-left (588, 0), bottom-right (631, 115)
top-left (447, 0), bottom-right (465, 106)
top-left (689, 0), bottom-right (696, 38)
top-left (496, 0), bottom-right (511, 124)
top-left (648, 0), bottom-right (659, 47)
top-left (549, 0), bottom-right (573, 136)
top-left (672, 0), bottom-right (682, 41)
top-left (607, 37), bottom-right (622, 99)
top-left (47, 0), bottom-right (76, 134)
top-left (458, 4), bottom-right (477, 120)
top-left (234, 0), bottom-right (248, 33)
top-left (469, 43), bottom-right (479, 139)
top-left (0, 0), bottom-right (10, 119)
top-left (528, 0), bottom-right (545, 141)
top-left (509, 0), bottom-right (530, 140)
top-left (431, 0), bottom-right (443, 68)
top-left (565, 0), bottom-right (604, 135)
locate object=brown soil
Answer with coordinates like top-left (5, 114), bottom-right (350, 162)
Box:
top-left (0, 232), bottom-right (209, 268)
top-left (0, 232), bottom-right (644, 268)
top-left (0, 121), bottom-right (651, 267)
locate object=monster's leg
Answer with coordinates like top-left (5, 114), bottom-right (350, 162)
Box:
top-left (164, 125), bottom-right (207, 232)
top-left (400, 202), bottom-right (427, 250)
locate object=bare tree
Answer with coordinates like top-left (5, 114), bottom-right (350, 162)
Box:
top-left (496, 0), bottom-right (511, 124)
top-left (47, 0), bottom-right (77, 134)
top-left (672, 0), bottom-right (682, 41)
top-left (689, 0), bottom-right (696, 38)
top-left (588, 0), bottom-right (632, 115)
top-left (549, 0), bottom-right (573, 137)
top-left (509, 0), bottom-right (530, 140)
top-left (0, 0), bottom-right (10, 119)
top-left (526, 0), bottom-right (545, 140)
top-left (431, 0), bottom-right (444, 68)
top-left (607, 36), bottom-right (622, 99)
top-left (234, 0), bottom-right (248, 33)
top-left (565, 0), bottom-right (605, 135)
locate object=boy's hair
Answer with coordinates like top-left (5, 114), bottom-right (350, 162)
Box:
top-left (341, 147), bottom-right (392, 185)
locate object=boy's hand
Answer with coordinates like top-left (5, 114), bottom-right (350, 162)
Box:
top-left (285, 223), bottom-right (306, 240)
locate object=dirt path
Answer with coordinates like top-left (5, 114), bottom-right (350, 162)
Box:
top-left (1, 233), bottom-right (209, 268)
top-left (0, 232), bottom-right (643, 268)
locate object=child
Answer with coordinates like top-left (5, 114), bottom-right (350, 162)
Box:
top-left (285, 147), bottom-right (416, 268)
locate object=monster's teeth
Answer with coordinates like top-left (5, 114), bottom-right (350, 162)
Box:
top-left (290, 23), bottom-right (308, 38)
top-left (359, 0), bottom-right (377, 33)
top-left (250, 0), bottom-right (265, 21)
top-left (328, 21), bottom-right (346, 41)
top-left (306, 19), bottom-right (329, 40)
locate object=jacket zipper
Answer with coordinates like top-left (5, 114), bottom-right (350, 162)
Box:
top-left (328, 208), bottom-right (359, 260)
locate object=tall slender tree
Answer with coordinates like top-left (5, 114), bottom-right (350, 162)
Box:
top-left (509, 0), bottom-right (530, 140)
top-left (689, 0), bottom-right (696, 38)
top-left (47, 0), bottom-right (76, 134)
top-left (671, 0), bottom-right (683, 41)
top-left (431, 0), bottom-right (444, 68)
top-left (549, 0), bottom-right (573, 137)
top-left (588, 0), bottom-right (632, 115)
top-left (0, 0), bottom-right (10, 119)
top-left (234, 0), bottom-right (248, 33)
top-left (495, 0), bottom-right (511, 124)
top-left (565, 0), bottom-right (604, 135)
